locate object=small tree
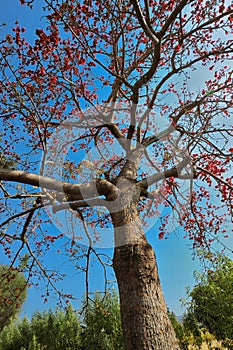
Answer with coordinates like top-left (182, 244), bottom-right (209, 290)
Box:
top-left (0, 265), bottom-right (27, 332)
top-left (168, 310), bottom-right (190, 350)
top-left (183, 255), bottom-right (233, 349)
top-left (0, 291), bottom-right (122, 350)
top-left (30, 306), bottom-right (82, 350)
top-left (81, 291), bottom-right (123, 350)
top-left (0, 305), bottom-right (82, 350)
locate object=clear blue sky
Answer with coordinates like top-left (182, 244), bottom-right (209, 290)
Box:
top-left (0, 0), bottom-right (232, 319)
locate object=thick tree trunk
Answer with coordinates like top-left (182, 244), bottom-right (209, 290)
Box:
top-left (111, 204), bottom-right (180, 350)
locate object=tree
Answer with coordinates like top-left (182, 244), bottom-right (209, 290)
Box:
top-left (0, 292), bottom-right (121, 350)
top-left (183, 255), bottom-right (233, 349)
top-left (0, 0), bottom-right (232, 349)
top-left (168, 311), bottom-right (190, 350)
top-left (81, 291), bottom-right (123, 350)
top-left (0, 265), bottom-right (27, 332)
top-left (0, 305), bottom-right (82, 350)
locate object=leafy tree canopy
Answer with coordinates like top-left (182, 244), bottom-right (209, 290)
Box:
top-left (0, 291), bottom-right (123, 350)
top-left (82, 291), bottom-right (123, 350)
top-left (0, 264), bottom-right (27, 332)
top-left (183, 255), bottom-right (233, 349)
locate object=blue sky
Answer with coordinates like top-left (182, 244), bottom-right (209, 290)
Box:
top-left (0, 0), bottom-right (232, 319)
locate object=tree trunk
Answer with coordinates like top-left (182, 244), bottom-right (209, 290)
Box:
top-left (111, 203), bottom-right (180, 350)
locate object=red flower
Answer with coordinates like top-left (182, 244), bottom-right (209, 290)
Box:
top-left (79, 58), bottom-right (86, 65)
top-left (174, 44), bottom-right (181, 52)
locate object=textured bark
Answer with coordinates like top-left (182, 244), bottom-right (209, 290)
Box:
top-left (112, 202), bottom-right (180, 350)
top-left (0, 169), bottom-right (117, 201)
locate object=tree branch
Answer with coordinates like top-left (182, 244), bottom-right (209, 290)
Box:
top-left (0, 202), bottom-right (45, 228)
top-left (197, 166), bottom-right (233, 191)
top-left (159, 0), bottom-right (192, 38)
top-left (52, 198), bottom-right (106, 213)
top-left (131, 0), bottom-right (160, 45)
top-left (182, 8), bottom-right (233, 41)
top-left (0, 169), bottom-right (117, 201)
top-left (142, 125), bottom-right (174, 147)
top-left (139, 157), bottom-right (194, 187)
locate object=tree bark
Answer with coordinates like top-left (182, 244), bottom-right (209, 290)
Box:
top-left (111, 202), bottom-right (180, 350)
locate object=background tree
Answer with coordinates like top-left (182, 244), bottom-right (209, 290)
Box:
top-left (0, 0), bottom-right (233, 349)
top-left (0, 305), bottom-right (81, 350)
top-left (168, 310), bottom-right (190, 350)
top-left (0, 292), bottom-right (122, 350)
top-left (81, 291), bottom-right (123, 350)
top-left (183, 255), bottom-right (233, 349)
top-left (0, 264), bottom-right (27, 332)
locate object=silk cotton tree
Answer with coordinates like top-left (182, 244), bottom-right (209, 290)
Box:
top-left (0, 0), bottom-right (233, 349)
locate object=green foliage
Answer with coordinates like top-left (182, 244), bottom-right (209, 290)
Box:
top-left (0, 291), bottom-right (123, 350)
top-left (0, 265), bottom-right (27, 332)
top-left (0, 305), bottom-right (81, 350)
top-left (0, 136), bottom-right (17, 169)
top-left (4, 288), bottom-right (216, 350)
top-left (182, 312), bottom-right (203, 349)
top-left (168, 310), bottom-right (190, 350)
top-left (183, 255), bottom-right (233, 349)
top-left (82, 291), bottom-right (123, 350)
top-left (31, 305), bottom-right (82, 350)
top-left (0, 156), bottom-right (17, 169)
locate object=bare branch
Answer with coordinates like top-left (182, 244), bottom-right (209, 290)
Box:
top-left (139, 157), bottom-right (194, 187)
top-left (20, 197), bottom-right (42, 242)
top-left (131, 0), bottom-right (160, 44)
top-left (0, 169), bottom-right (117, 201)
top-left (0, 201), bottom-right (45, 228)
top-left (197, 166), bottom-right (233, 191)
top-left (52, 198), bottom-right (106, 213)
top-left (182, 8), bottom-right (233, 41)
top-left (159, 0), bottom-right (193, 38)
